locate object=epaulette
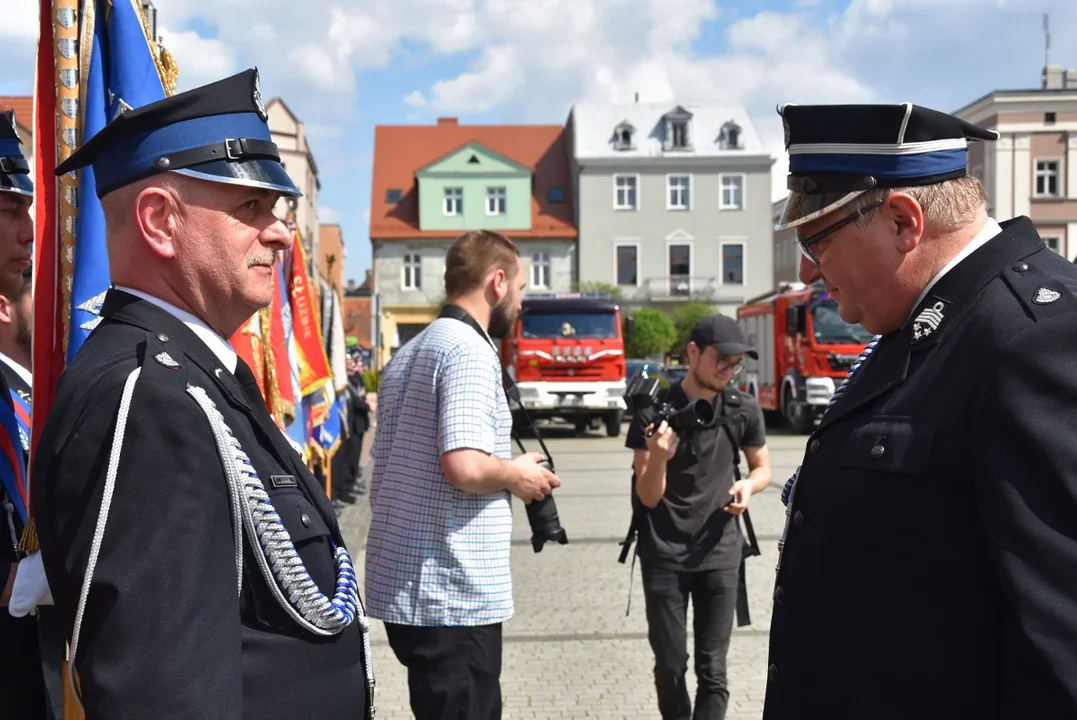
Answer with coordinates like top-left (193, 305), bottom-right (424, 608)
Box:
top-left (1000, 255), bottom-right (1077, 321)
top-left (139, 330), bottom-right (189, 384)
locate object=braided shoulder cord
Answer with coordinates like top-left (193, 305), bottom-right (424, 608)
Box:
top-left (775, 335), bottom-right (881, 578)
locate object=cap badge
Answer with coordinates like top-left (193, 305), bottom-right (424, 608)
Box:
top-left (252, 68), bottom-right (267, 122)
top-left (911, 298), bottom-right (949, 343)
top-left (1033, 286), bottom-right (1061, 305)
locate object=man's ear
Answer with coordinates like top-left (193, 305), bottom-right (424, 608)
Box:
top-left (885, 192), bottom-right (925, 256)
top-left (134, 186), bottom-right (181, 259)
top-left (0, 297), bottom-right (14, 325)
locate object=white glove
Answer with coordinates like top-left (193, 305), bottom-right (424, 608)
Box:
top-left (8, 550), bottom-right (53, 617)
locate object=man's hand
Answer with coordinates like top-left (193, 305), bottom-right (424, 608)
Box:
top-left (510, 452), bottom-right (561, 503)
top-left (723, 479), bottom-right (753, 515)
top-left (645, 421), bottom-right (679, 462)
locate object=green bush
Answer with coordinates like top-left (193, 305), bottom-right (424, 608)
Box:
top-left (624, 308), bottom-right (676, 358)
top-left (361, 368), bottom-right (380, 393)
top-left (671, 302), bottom-right (719, 354)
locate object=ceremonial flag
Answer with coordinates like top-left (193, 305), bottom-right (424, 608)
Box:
top-left (32, 0), bottom-right (175, 460)
top-left (286, 228), bottom-right (333, 397)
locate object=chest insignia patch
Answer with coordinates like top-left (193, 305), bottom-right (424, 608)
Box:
top-left (1033, 286), bottom-right (1062, 305)
top-left (154, 351), bottom-right (180, 369)
top-left (911, 298), bottom-right (949, 343)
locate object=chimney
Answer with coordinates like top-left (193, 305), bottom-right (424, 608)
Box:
top-left (436, 117), bottom-right (458, 126)
top-left (1042, 64), bottom-right (1064, 89)
top-left (1066, 68), bottom-right (1077, 89)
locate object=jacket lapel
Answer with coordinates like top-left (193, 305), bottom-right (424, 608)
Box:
top-left (816, 216), bottom-right (1046, 432)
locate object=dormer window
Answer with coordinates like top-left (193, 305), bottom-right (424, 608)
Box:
top-left (613, 121), bottom-right (635, 150)
top-left (663, 106), bottom-right (693, 151)
top-left (719, 120), bottom-right (742, 150)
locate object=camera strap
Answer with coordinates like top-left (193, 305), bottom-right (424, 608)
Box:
top-left (437, 304), bottom-right (554, 465)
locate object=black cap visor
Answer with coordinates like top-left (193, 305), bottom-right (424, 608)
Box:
top-left (775, 188), bottom-right (866, 232)
top-left (714, 342), bottom-right (758, 360)
top-left (174, 157), bottom-right (302, 197)
top-left (0, 171), bottom-right (33, 198)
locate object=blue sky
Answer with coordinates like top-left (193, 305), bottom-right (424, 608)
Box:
top-left (2, 0), bottom-right (1076, 285)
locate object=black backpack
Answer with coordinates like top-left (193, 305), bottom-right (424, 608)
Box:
top-left (618, 386), bottom-right (761, 626)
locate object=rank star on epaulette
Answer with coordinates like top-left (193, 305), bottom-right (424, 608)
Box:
top-left (912, 297), bottom-right (951, 343)
top-left (154, 351), bottom-right (180, 369)
top-left (1033, 286), bottom-right (1061, 305)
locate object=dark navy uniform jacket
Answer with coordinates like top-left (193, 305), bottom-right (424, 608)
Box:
top-left (32, 290), bottom-right (369, 720)
top-left (765, 217), bottom-right (1077, 719)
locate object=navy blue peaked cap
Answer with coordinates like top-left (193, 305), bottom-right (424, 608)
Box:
top-left (775, 103), bottom-right (999, 231)
top-left (55, 68), bottom-right (301, 199)
top-left (0, 110), bottom-right (33, 198)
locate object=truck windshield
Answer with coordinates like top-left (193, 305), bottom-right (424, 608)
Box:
top-left (811, 302), bottom-right (874, 344)
top-left (521, 312), bottom-right (619, 339)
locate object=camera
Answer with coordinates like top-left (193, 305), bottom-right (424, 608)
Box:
top-left (525, 459), bottom-right (569, 553)
top-left (623, 366), bottom-right (715, 436)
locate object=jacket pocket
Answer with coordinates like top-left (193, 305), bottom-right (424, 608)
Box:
top-left (837, 416), bottom-right (937, 476)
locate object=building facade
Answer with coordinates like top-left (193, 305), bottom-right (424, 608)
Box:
top-left (772, 196), bottom-right (799, 288)
top-left (318, 224), bottom-right (346, 298)
top-left (955, 64), bottom-right (1077, 259)
top-left (566, 103), bottom-right (775, 318)
top-left (266, 97), bottom-right (321, 255)
top-left (369, 117), bottom-right (577, 369)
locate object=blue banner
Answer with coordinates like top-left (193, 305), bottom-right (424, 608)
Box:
top-left (0, 390), bottom-right (28, 524)
top-left (69, 0), bottom-right (166, 361)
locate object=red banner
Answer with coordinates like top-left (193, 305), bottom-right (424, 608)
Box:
top-left (287, 233), bottom-right (331, 396)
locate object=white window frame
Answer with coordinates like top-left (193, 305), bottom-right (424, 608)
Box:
top-left (666, 240), bottom-right (693, 296)
top-left (1034, 159), bottom-right (1061, 198)
top-left (402, 252), bottom-right (422, 290)
top-left (666, 174), bottom-right (692, 210)
top-left (670, 120), bottom-right (690, 149)
top-left (719, 238), bottom-right (747, 286)
top-left (719, 173), bottom-right (745, 210)
top-left (613, 173), bottom-right (640, 211)
top-left (443, 187), bottom-right (463, 216)
top-left (486, 186), bottom-right (506, 215)
top-left (613, 239), bottom-right (641, 287)
top-left (530, 251), bottom-right (551, 289)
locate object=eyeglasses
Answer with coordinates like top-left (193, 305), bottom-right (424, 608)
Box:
top-left (716, 357), bottom-right (744, 376)
top-left (796, 200), bottom-right (884, 265)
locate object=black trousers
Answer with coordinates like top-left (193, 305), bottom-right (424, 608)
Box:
top-left (641, 563), bottom-right (740, 720)
top-left (384, 622), bottom-right (503, 720)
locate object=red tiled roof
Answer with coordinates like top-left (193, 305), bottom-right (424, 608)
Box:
top-left (0, 97), bottom-right (33, 136)
top-left (370, 118), bottom-right (576, 240)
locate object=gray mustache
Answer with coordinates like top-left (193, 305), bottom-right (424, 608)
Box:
top-left (248, 253), bottom-right (277, 268)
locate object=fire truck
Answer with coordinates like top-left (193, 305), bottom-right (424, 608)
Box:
top-left (736, 282), bottom-right (873, 434)
top-left (499, 293), bottom-right (629, 437)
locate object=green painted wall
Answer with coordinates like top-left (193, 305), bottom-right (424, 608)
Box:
top-left (417, 142), bottom-right (532, 231)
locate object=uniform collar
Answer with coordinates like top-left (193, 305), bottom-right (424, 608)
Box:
top-left (0, 351), bottom-right (31, 388)
top-left (113, 286), bottom-right (237, 374)
top-left (905, 217), bottom-right (1003, 323)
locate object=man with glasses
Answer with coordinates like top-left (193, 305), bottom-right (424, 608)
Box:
top-left (626, 314), bottom-right (772, 720)
top-left (764, 103), bottom-right (1077, 719)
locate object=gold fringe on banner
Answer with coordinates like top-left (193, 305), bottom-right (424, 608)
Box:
top-left (133, 0), bottom-right (178, 96)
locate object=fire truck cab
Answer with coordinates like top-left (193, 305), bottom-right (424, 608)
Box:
top-left (499, 293), bottom-right (628, 437)
top-left (736, 282), bottom-right (873, 434)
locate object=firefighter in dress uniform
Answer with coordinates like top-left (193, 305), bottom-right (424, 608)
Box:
top-left (763, 103), bottom-right (1077, 719)
top-left (31, 69), bottom-right (375, 719)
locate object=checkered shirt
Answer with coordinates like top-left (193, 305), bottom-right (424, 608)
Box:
top-left (364, 318), bottom-right (514, 626)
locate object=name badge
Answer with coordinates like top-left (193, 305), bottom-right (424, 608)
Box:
top-left (270, 474), bottom-right (298, 488)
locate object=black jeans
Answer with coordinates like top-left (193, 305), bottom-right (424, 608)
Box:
top-left (641, 563), bottom-right (740, 720)
top-left (384, 622), bottom-right (503, 720)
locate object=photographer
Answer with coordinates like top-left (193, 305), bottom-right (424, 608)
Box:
top-left (626, 314), bottom-right (772, 720)
top-left (365, 229), bottom-right (561, 719)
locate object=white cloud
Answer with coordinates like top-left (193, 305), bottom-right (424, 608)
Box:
top-left (0, 0), bottom-right (36, 40)
top-left (403, 90), bottom-right (427, 107)
top-left (158, 27), bottom-right (237, 90)
top-left (362, 208), bottom-right (371, 226)
top-left (320, 206), bottom-right (343, 224)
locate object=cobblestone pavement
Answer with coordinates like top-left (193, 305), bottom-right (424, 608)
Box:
top-left (340, 421), bottom-right (809, 720)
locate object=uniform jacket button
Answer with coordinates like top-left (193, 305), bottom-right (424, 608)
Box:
top-left (774, 586), bottom-right (784, 604)
top-left (157, 333), bottom-right (169, 342)
top-left (769, 664), bottom-right (778, 681)
top-left (871, 444), bottom-right (885, 458)
top-left (809, 438), bottom-right (820, 453)
top-left (301, 513), bottom-right (312, 528)
top-left (793, 510), bottom-right (804, 527)
top-left (1012, 262), bottom-right (1029, 272)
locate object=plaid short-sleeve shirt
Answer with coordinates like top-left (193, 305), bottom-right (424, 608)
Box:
top-left (364, 318), bottom-right (514, 626)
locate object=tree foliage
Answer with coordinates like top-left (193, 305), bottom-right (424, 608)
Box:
top-left (671, 302), bottom-right (719, 356)
top-left (624, 308), bottom-right (676, 358)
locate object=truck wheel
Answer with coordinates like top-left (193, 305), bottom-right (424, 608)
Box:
top-left (605, 410), bottom-right (623, 437)
top-left (573, 418), bottom-right (589, 435)
top-left (782, 385), bottom-right (814, 435)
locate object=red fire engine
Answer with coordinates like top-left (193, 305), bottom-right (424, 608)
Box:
top-left (499, 293), bottom-right (628, 437)
top-left (736, 282), bottom-right (873, 434)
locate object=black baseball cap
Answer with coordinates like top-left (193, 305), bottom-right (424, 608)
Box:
top-left (688, 314), bottom-right (758, 359)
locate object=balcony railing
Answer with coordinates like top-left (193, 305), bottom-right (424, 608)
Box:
top-left (632, 275), bottom-right (719, 301)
